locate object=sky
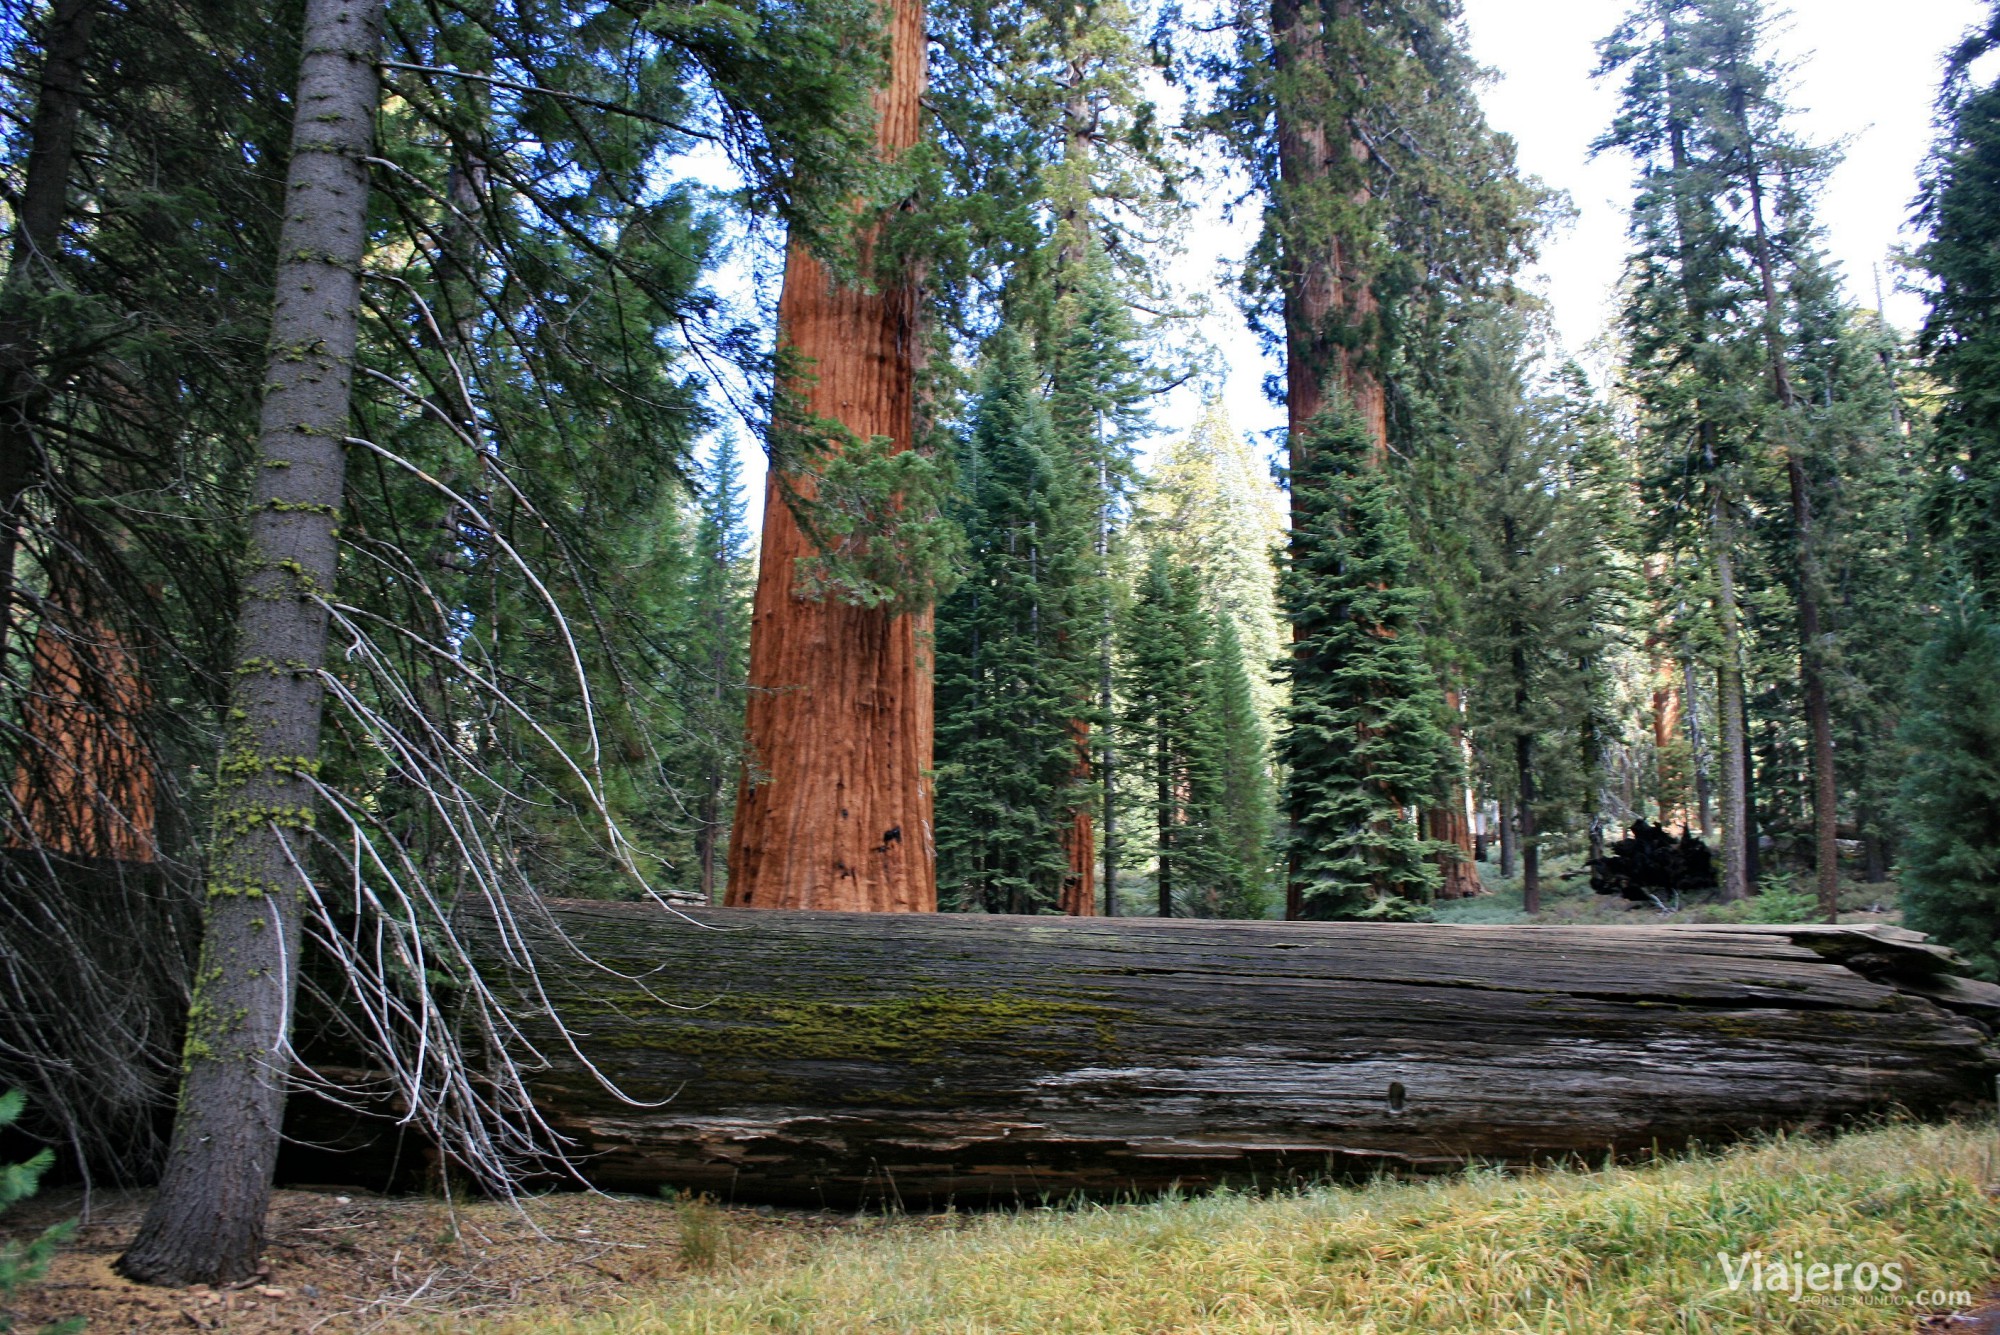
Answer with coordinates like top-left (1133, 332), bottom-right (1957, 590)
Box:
top-left (1153, 0), bottom-right (1992, 456)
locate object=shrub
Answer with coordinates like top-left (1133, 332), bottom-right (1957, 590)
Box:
top-left (0, 1089), bottom-right (80, 1335)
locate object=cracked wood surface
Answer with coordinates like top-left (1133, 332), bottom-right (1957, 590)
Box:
top-left (316, 908), bottom-right (2000, 1206)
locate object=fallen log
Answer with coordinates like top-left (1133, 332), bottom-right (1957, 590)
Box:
top-left (295, 906), bottom-right (2000, 1207)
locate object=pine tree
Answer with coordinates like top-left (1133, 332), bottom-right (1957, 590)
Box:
top-left (1896, 592), bottom-right (2000, 979)
top-left (1895, 5), bottom-right (2000, 967)
top-left (1042, 258), bottom-right (1152, 915)
top-left (1599, 0), bottom-right (1770, 901)
top-left (684, 436), bottom-right (754, 902)
top-left (117, 0), bottom-right (384, 1284)
top-left (1207, 616), bottom-right (1276, 916)
top-left (1457, 310), bottom-right (1624, 912)
top-left (934, 331), bottom-right (1095, 914)
top-left (1280, 403), bottom-right (1451, 918)
top-left (1919, 3), bottom-right (2000, 595)
top-left (1119, 547), bottom-right (1233, 916)
top-left (1141, 399), bottom-right (1288, 728)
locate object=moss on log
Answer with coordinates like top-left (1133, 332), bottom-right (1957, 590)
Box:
top-left (297, 907), bottom-right (2000, 1206)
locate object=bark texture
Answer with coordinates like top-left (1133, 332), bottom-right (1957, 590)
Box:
top-left (726, 0), bottom-right (932, 912)
top-left (1272, 0), bottom-right (1382, 464)
top-left (117, 0), bottom-right (378, 1285)
top-left (7, 595), bottom-right (155, 860)
top-left (1060, 723), bottom-right (1096, 916)
top-left (410, 907), bottom-right (2000, 1207)
top-left (1713, 518), bottom-right (1751, 902)
top-left (1430, 691), bottom-right (1483, 900)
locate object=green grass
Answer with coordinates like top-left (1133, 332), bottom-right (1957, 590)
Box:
top-left (486, 1119), bottom-right (2000, 1334)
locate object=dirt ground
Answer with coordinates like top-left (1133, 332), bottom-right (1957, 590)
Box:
top-left (9, 1182), bottom-right (1999, 1333)
top-left (2, 1184), bottom-right (837, 1333)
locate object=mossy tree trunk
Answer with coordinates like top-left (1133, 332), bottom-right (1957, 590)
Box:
top-left (327, 907), bottom-right (2000, 1208)
top-left (726, 0), bottom-right (933, 913)
top-left (117, 0), bottom-right (379, 1285)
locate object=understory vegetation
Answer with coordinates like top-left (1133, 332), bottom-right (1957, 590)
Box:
top-left (474, 1121), bottom-right (2000, 1335)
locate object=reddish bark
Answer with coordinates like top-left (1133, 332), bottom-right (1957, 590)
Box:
top-left (726, 0), bottom-right (933, 912)
top-left (1274, 0), bottom-right (1386, 923)
top-left (1059, 719), bottom-right (1095, 916)
top-left (1429, 806), bottom-right (1481, 900)
top-left (1430, 689), bottom-right (1483, 900)
top-left (7, 598), bottom-right (155, 862)
top-left (1273, 0), bottom-right (1382, 467)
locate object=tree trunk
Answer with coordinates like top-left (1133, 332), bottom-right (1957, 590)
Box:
top-left (0, 0), bottom-right (98, 635)
top-left (1272, 0), bottom-right (1382, 469)
top-left (1497, 794), bottom-right (1516, 880)
top-left (6, 586), bottom-right (156, 861)
top-left (1681, 652), bottom-right (1711, 834)
top-left (116, 0), bottom-right (379, 1285)
top-left (726, 0), bottom-right (932, 913)
top-left (1860, 802), bottom-right (1889, 885)
top-left (1737, 108), bottom-right (1840, 925)
top-left (1739, 684), bottom-right (1761, 888)
top-left (1100, 642), bottom-right (1118, 917)
top-left (1431, 689), bottom-right (1482, 899)
top-left (1060, 718), bottom-right (1095, 916)
top-left (1713, 510), bottom-right (1750, 902)
top-left (1154, 732), bottom-right (1173, 918)
top-left (324, 906), bottom-right (2000, 1207)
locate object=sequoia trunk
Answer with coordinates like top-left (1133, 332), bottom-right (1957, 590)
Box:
top-left (1272, 0), bottom-right (1382, 469)
top-left (117, 0), bottom-right (378, 1285)
top-left (306, 906), bottom-right (2000, 1207)
top-left (1431, 689), bottom-right (1483, 899)
top-left (1061, 721), bottom-right (1096, 915)
top-left (726, 0), bottom-right (933, 913)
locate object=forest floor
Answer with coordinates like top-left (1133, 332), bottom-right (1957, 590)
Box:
top-left (1425, 851), bottom-right (1904, 928)
top-left (8, 1120), bottom-right (2000, 1333)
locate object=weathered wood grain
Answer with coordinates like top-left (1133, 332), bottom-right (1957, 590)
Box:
top-left (386, 906), bottom-right (1995, 1207)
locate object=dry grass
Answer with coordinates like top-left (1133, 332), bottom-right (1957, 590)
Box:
top-left (484, 1120), bottom-right (2000, 1335)
top-left (9, 1120), bottom-right (1998, 1333)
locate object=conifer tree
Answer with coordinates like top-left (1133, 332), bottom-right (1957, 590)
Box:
top-left (1119, 547), bottom-right (1233, 916)
top-left (934, 332), bottom-right (1095, 914)
top-left (684, 436), bottom-right (753, 902)
top-left (1207, 615), bottom-right (1276, 915)
top-left (1896, 592), bottom-right (2000, 979)
top-left (1920, 3), bottom-right (2000, 593)
top-left (1894, 3), bottom-right (2000, 961)
top-left (1280, 403), bottom-right (1450, 918)
top-left (1141, 399), bottom-right (1288, 727)
top-left (1598, 0), bottom-right (1765, 900)
top-left (1457, 311), bottom-right (1624, 912)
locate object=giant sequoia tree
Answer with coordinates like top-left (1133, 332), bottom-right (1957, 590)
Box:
top-left (1209, 0), bottom-right (1533, 909)
top-left (727, 0), bottom-right (944, 912)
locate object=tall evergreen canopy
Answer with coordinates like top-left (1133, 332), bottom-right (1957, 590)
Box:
top-left (1280, 403), bottom-right (1451, 918)
top-left (934, 332), bottom-right (1096, 914)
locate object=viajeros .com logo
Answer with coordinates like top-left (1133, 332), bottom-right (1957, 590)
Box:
top-left (1714, 1251), bottom-right (1972, 1307)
